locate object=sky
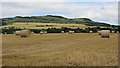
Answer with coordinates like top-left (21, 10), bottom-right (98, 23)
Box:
top-left (1, 0), bottom-right (120, 2)
top-left (0, 0), bottom-right (119, 25)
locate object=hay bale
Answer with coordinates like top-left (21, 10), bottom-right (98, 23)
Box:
top-left (31, 32), bottom-right (35, 34)
top-left (101, 30), bottom-right (110, 38)
top-left (40, 31), bottom-right (44, 34)
top-left (20, 30), bottom-right (31, 37)
top-left (111, 31), bottom-right (115, 33)
top-left (15, 31), bottom-right (21, 35)
top-left (117, 31), bottom-right (119, 33)
top-left (61, 31), bottom-right (64, 33)
top-left (69, 31), bottom-right (74, 34)
top-left (98, 31), bottom-right (101, 35)
top-left (90, 31), bottom-right (93, 33)
top-left (43, 31), bottom-right (47, 34)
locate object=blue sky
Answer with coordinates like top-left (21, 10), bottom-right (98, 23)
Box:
top-left (0, 0), bottom-right (119, 25)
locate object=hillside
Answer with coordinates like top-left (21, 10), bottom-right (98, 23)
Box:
top-left (1, 15), bottom-right (111, 26)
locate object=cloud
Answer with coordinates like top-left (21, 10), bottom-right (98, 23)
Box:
top-left (1, 2), bottom-right (118, 25)
top-left (71, 3), bottom-right (118, 25)
top-left (1, 0), bottom-right (119, 2)
top-left (65, 0), bottom-right (119, 2)
top-left (0, 3), bottom-right (2, 17)
top-left (1, 0), bottom-right (65, 2)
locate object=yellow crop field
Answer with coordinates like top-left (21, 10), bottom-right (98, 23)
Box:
top-left (1, 22), bottom-right (99, 29)
top-left (2, 33), bottom-right (118, 66)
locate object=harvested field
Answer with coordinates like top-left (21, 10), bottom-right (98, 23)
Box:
top-left (1, 22), bottom-right (100, 29)
top-left (2, 33), bottom-right (118, 66)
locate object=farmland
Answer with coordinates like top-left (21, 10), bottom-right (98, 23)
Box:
top-left (2, 33), bottom-right (118, 66)
top-left (1, 22), bottom-right (100, 29)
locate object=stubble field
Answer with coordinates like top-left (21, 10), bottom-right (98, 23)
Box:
top-left (2, 33), bottom-right (118, 66)
top-left (1, 22), bottom-right (103, 29)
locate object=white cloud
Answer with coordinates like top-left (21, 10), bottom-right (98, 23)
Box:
top-left (1, 2), bottom-right (118, 25)
top-left (66, 0), bottom-right (119, 2)
top-left (1, 0), bottom-right (65, 2)
top-left (1, 0), bottom-right (120, 2)
top-left (75, 3), bottom-right (118, 25)
top-left (0, 3), bottom-right (2, 17)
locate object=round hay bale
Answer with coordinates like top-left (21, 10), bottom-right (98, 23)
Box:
top-left (44, 31), bottom-right (47, 34)
top-left (69, 31), bottom-right (74, 34)
top-left (20, 30), bottom-right (31, 37)
top-left (90, 31), bottom-right (93, 33)
top-left (111, 31), bottom-right (115, 33)
top-left (61, 31), bottom-right (64, 33)
top-left (15, 31), bottom-right (21, 35)
top-left (98, 31), bottom-right (101, 35)
top-left (31, 32), bottom-right (35, 34)
top-left (117, 31), bottom-right (119, 33)
top-left (101, 30), bottom-right (110, 38)
top-left (40, 31), bottom-right (44, 34)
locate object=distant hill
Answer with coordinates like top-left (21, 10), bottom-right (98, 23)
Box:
top-left (1, 15), bottom-right (112, 26)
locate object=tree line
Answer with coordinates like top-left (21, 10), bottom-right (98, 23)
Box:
top-left (1, 27), bottom-right (119, 34)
